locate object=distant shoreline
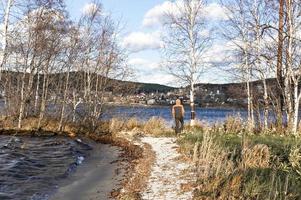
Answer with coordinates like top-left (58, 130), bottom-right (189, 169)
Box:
top-left (104, 102), bottom-right (247, 110)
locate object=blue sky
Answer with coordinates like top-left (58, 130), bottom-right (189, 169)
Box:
top-left (65, 0), bottom-right (230, 86)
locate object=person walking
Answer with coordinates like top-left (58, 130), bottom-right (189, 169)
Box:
top-left (172, 99), bottom-right (185, 134)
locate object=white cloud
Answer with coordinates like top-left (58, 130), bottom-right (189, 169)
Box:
top-left (128, 57), bottom-right (175, 85)
top-left (204, 3), bottom-right (228, 21)
top-left (122, 31), bottom-right (163, 52)
top-left (142, 1), bottom-right (228, 28)
top-left (143, 1), bottom-right (176, 27)
top-left (82, 3), bottom-right (99, 16)
top-left (129, 58), bottom-right (160, 70)
top-left (203, 41), bottom-right (234, 64)
top-left (139, 72), bottom-right (175, 85)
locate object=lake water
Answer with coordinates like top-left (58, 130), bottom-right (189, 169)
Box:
top-left (104, 105), bottom-right (249, 125)
top-left (0, 135), bottom-right (122, 200)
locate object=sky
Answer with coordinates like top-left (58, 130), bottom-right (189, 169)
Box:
top-left (65, 0), bottom-right (231, 86)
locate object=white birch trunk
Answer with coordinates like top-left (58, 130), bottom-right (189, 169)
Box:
top-left (72, 90), bottom-right (81, 123)
top-left (292, 83), bottom-right (300, 135)
top-left (34, 72), bottom-right (40, 113)
top-left (190, 82), bottom-right (196, 126)
top-left (245, 48), bottom-right (254, 131)
top-left (58, 70), bottom-right (70, 131)
top-left (188, 2), bottom-right (197, 126)
top-left (18, 73), bottom-right (26, 129)
top-left (263, 78), bottom-right (269, 130)
top-left (285, 0), bottom-right (294, 132)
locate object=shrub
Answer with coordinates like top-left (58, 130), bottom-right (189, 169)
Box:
top-left (109, 118), bottom-right (125, 133)
top-left (126, 118), bottom-right (140, 130)
top-left (289, 146), bottom-right (301, 176)
top-left (241, 144), bottom-right (270, 169)
top-left (223, 115), bottom-right (245, 135)
top-left (196, 131), bottom-right (235, 180)
top-left (143, 117), bottom-right (168, 136)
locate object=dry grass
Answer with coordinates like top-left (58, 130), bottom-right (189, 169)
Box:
top-left (184, 120), bottom-right (209, 133)
top-left (109, 118), bottom-right (126, 133)
top-left (289, 146), bottom-right (301, 176)
top-left (126, 118), bottom-right (141, 130)
top-left (223, 115), bottom-right (245, 135)
top-left (197, 131), bottom-right (235, 179)
top-left (117, 143), bottom-right (155, 200)
top-left (179, 127), bottom-right (301, 200)
top-left (108, 117), bottom-right (141, 134)
top-left (241, 144), bottom-right (270, 169)
top-left (108, 117), bottom-right (175, 137)
top-left (194, 131), bottom-right (235, 197)
top-left (142, 117), bottom-right (170, 136)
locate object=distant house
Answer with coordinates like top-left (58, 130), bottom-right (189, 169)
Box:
top-left (139, 100), bottom-right (147, 104)
top-left (147, 99), bottom-right (156, 105)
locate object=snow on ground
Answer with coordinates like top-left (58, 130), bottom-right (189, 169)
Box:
top-left (141, 137), bottom-right (194, 200)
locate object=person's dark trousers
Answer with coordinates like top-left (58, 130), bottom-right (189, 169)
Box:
top-left (175, 117), bottom-right (184, 134)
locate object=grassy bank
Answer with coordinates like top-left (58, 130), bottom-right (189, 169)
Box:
top-left (177, 125), bottom-right (301, 200)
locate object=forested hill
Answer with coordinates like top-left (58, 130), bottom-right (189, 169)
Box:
top-left (135, 83), bottom-right (176, 93)
top-left (0, 70), bottom-right (278, 96)
top-left (0, 70), bottom-right (176, 95)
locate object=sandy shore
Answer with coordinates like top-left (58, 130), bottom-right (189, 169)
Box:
top-left (50, 144), bottom-right (125, 200)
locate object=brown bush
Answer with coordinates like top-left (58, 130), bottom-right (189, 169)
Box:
top-left (194, 131), bottom-right (237, 199)
top-left (223, 116), bottom-right (245, 134)
top-left (109, 118), bottom-right (126, 133)
top-left (184, 120), bottom-right (209, 132)
top-left (241, 144), bottom-right (270, 169)
top-left (197, 131), bottom-right (234, 180)
top-left (143, 117), bottom-right (168, 136)
top-left (126, 118), bottom-right (140, 130)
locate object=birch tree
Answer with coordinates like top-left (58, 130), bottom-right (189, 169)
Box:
top-left (248, 0), bottom-right (276, 130)
top-left (9, 0), bottom-right (68, 128)
top-left (162, 0), bottom-right (211, 126)
top-left (283, 0), bottom-right (301, 134)
top-left (76, 1), bottom-right (129, 128)
top-left (58, 27), bottom-right (80, 131)
top-left (276, 0), bottom-right (285, 127)
top-left (222, 0), bottom-right (255, 131)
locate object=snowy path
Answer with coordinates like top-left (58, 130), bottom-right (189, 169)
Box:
top-left (141, 137), bottom-right (194, 200)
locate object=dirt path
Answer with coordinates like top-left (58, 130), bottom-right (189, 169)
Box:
top-left (141, 137), bottom-right (194, 200)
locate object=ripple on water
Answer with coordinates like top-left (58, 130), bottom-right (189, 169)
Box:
top-left (0, 135), bottom-right (93, 200)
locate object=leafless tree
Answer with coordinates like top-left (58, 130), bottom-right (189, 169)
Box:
top-left (221, 0), bottom-right (256, 131)
top-left (162, 0), bottom-right (211, 126)
top-left (0, 0), bottom-right (129, 132)
top-left (58, 26), bottom-right (80, 131)
top-left (68, 0), bottom-right (129, 129)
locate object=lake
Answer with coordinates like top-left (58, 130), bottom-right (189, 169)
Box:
top-left (103, 105), bottom-right (249, 125)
